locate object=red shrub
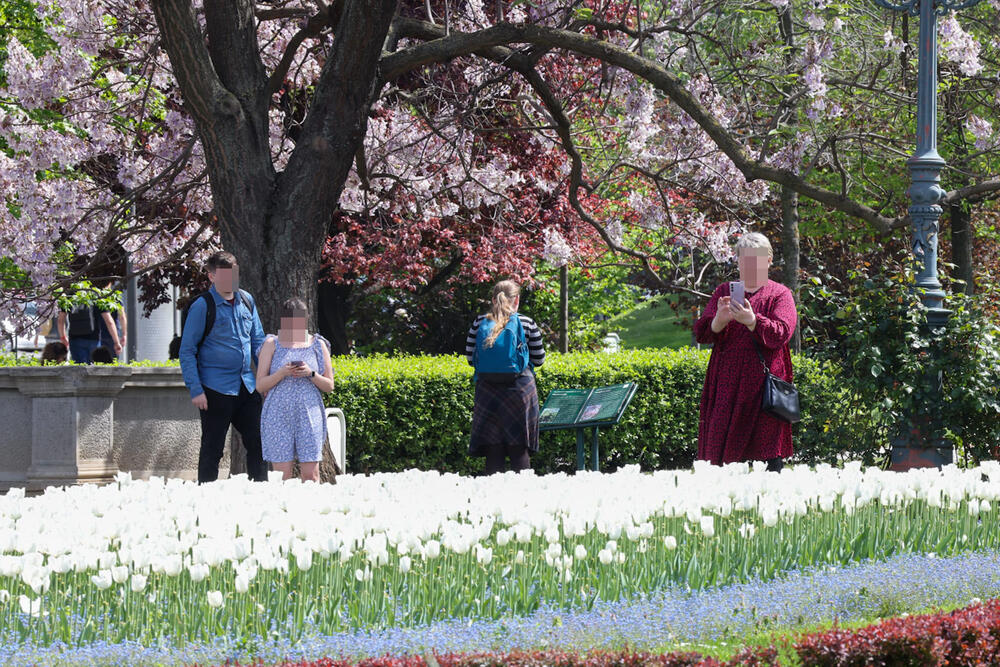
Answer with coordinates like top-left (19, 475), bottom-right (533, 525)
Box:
top-left (794, 599), bottom-right (1000, 666)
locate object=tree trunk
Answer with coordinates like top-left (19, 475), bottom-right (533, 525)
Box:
top-left (950, 201), bottom-right (974, 295)
top-left (780, 185), bottom-right (801, 354)
top-left (777, 5), bottom-right (801, 355)
top-left (559, 264), bottom-right (569, 353)
top-left (317, 281), bottom-right (355, 355)
top-left (151, 0), bottom-right (398, 332)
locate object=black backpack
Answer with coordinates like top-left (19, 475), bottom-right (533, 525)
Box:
top-left (177, 290), bottom-right (254, 352)
top-left (67, 305), bottom-right (98, 337)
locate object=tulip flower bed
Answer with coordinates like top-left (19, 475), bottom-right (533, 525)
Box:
top-left (1, 463), bottom-right (999, 658)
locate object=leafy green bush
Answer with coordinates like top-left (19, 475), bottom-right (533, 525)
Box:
top-left (801, 263), bottom-right (1000, 465)
top-left (328, 349), bottom-right (854, 474)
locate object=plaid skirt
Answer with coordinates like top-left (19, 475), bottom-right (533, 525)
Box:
top-left (469, 374), bottom-right (540, 456)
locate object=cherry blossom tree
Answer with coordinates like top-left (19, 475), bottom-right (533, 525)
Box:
top-left (3, 0), bottom-right (1000, 337)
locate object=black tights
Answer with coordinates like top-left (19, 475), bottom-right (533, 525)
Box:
top-left (484, 443), bottom-right (531, 475)
top-left (766, 457), bottom-right (784, 472)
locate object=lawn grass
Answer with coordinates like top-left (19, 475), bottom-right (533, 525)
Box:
top-left (604, 294), bottom-right (694, 350)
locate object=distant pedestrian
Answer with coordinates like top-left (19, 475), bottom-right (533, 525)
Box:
top-left (90, 346), bottom-right (115, 364)
top-left (466, 280), bottom-right (545, 475)
top-left (256, 298), bottom-right (335, 482)
top-left (96, 280), bottom-right (127, 360)
top-left (58, 304), bottom-right (102, 364)
top-left (40, 341), bottom-right (68, 364)
top-left (694, 232), bottom-right (797, 471)
top-left (178, 251), bottom-right (268, 483)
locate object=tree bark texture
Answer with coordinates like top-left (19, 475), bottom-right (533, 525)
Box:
top-left (559, 264), bottom-right (569, 353)
top-left (949, 202), bottom-right (974, 295)
top-left (317, 281), bottom-right (355, 355)
top-left (780, 185), bottom-right (801, 354)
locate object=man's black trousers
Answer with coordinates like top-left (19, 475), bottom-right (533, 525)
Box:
top-left (198, 384), bottom-right (268, 483)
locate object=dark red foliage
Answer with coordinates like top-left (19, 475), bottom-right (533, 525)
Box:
top-left (795, 599), bottom-right (1000, 667)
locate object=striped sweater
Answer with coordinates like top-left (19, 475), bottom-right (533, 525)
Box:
top-left (466, 314), bottom-right (546, 368)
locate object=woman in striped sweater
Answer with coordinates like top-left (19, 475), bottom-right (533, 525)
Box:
top-left (466, 281), bottom-right (546, 475)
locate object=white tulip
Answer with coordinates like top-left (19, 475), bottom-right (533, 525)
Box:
top-left (0, 589), bottom-right (9, 603)
top-left (574, 544), bottom-right (587, 560)
top-left (699, 516), bottom-right (715, 538)
top-left (981, 500), bottom-right (992, 513)
top-left (424, 540), bottom-right (441, 559)
top-left (18, 595), bottom-right (43, 617)
top-left (235, 574), bottom-right (250, 594)
top-left (598, 549), bottom-right (613, 565)
top-left (496, 529), bottom-right (511, 547)
top-left (130, 574), bottom-right (147, 593)
top-left (514, 550), bottom-right (525, 564)
top-left (399, 556), bottom-right (411, 574)
top-left (663, 536), bottom-right (677, 550)
top-left (188, 564), bottom-right (210, 583)
top-left (616, 552), bottom-right (626, 564)
top-left (91, 570), bottom-right (113, 590)
top-left (605, 539), bottom-right (618, 554)
top-left (111, 566), bottom-right (129, 584)
top-left (163, 555), bottom-right (183, 577)
top-left (475, 546), bottom-right (493, 566)
top-left (206, 590), bottom-right (224, 608)
top-left (295, 550), bottom-right (313, 572)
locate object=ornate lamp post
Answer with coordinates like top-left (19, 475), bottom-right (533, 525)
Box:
top-left (873, 0), bottom-right (987, 470)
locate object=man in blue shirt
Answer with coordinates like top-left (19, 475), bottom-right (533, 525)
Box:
top-left (179, 251), bottom-right (268, 483)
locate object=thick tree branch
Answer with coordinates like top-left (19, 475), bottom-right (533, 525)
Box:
top-left (382, 21), bottom-right (905, 235)
top-left (203, 0), bottom-right (267, 108)
top-left (150, 0), bottom-right (232, 124)
top-left (943, 178), bottom-right (1000, 206)
top-left (274, 0), bottom-right (397, 257)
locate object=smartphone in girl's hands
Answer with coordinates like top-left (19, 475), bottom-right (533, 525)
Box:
top-left (729, 280), bottom-right (745, 307)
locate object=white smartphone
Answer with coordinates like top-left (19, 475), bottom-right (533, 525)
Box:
top-left (729, 280), bottom-right (745, 307)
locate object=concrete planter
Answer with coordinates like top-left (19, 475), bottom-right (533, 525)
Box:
top-left (0, 366), bottom-right (230, 492)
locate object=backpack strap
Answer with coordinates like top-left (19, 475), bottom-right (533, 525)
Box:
top-left (198, 292), bottom-right (216, 349)
top-left (237, 289), bottom-right (254, 313)
top-left (313, 333), bottom-right (331, 371)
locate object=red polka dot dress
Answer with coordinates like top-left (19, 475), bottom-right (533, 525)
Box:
top-left (694, 279), bottom-right (798, 465)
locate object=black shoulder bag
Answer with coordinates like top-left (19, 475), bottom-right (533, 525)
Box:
top-left (751, 338), bottom-right (801, 424)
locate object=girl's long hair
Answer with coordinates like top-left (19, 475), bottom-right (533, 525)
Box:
top-left (484, 280), bottom-right (521, 348)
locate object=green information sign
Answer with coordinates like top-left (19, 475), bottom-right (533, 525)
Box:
top-left (538, 382), bottom-right (639, 472)
top-left (539, 382), bottom-right (637, 428)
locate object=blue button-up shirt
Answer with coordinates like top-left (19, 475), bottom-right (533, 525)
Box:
top-left (179, 285), bottom-right (266, 398)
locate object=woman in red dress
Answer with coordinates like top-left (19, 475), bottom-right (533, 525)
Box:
top-left (694, 233), bottom-right (798, 471)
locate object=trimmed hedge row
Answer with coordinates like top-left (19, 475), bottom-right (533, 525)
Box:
top-left (328, 349), bottom-right (860, 474)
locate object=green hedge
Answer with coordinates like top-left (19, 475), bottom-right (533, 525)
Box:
top-left (328, 349), bottom-right (861, 474)
top-left (2, 349), bottom-right (862, 471)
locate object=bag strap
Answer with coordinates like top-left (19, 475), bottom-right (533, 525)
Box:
top-left (750, 336), bottom-right (772, 375)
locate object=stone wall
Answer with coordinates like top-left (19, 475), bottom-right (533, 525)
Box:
top-left (0, 366), bottom-right (230, 492)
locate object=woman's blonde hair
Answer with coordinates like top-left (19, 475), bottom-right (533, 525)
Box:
top-left (734, 232), bottom-right (773, 260)
top-left (484, 280), bottom-right (521, 348)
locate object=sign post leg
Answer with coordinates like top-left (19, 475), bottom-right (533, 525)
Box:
top-left (591, 427), bottom-right (600, 471)
top-left (575, 428), bottom-right (585, 471)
